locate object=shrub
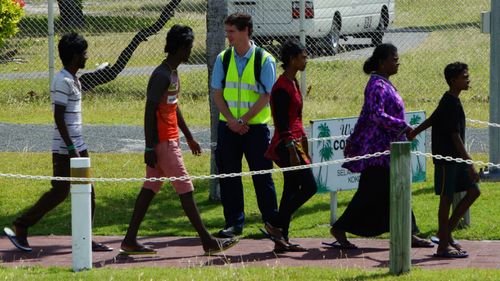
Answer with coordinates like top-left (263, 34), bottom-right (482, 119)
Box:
top-left (0, 0), bottom-right (25, 48)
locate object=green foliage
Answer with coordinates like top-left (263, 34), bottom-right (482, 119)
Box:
top-left (0, 0), bottom-right (24, 47)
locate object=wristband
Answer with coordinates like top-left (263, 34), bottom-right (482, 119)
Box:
top-left (145, 147), bottom-right (154, 152)
top-left (67, 144), bottom-right (76, 151)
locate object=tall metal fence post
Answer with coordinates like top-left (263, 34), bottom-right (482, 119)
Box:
top-left (389, 142), bottom-right (411, 275)
top-left (299, 0), bottom-right (307, 97)
top-left (489, 0), bottom-right (500, 179)
top-left (206, 0), bottom-right (227, 201)
top-left (70, 158), bottom-right (92, 272)
top-left (48, 0), bottom-right (55, 91)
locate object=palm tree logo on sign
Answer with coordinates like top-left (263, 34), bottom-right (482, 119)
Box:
top-left (316, 123), bottom-right (334, 193)
top-left (409, 114), bottom-right (426, 182)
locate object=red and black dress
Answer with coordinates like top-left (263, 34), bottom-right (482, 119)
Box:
top-left (265, 74), bottom-right (317, 240)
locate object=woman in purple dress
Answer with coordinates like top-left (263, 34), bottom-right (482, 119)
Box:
top-left (329, 43), bottom-right (433, 249)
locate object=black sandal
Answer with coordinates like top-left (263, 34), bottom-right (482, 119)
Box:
top-left (119, 243), bottom-right (156, 255)
top-left (92, 241), bottom-right (113, 252)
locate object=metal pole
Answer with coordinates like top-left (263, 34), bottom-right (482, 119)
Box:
top-left (389, 142), bottom-right (411, 275)
top-left (489, 0), bottom-right (500, 179)
top-left (299, 0), bottom-right (307, 97)
top-left (70, 158), bottom-right (92, 272)
top-left (48, 0), bottom-right (55, 91)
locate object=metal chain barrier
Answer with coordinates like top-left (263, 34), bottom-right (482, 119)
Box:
top-left (0, 150), bottom-right (390, 183)
top-left (412, 151), bottom-right (500, 169)
top-left (467, 118), bottom-right (500, 128)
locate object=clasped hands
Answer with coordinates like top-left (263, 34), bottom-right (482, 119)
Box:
top-left (227, 118), bottom-right (249, 135)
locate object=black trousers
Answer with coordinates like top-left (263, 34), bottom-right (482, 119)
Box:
top-left (271, 142), bottom-right (318, 239)
top-left (14, 151), bottom-right (96, 229)
top-left (216, 122), bottom-right (278, 230)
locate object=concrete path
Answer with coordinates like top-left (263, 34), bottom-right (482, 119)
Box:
top-left (0, 122), bottom-right (490, 153)
top-left (0, 236), bottom-right (498, 269)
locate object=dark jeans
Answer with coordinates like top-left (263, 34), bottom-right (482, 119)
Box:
top-left (215, 122), bottom-right (278, 230)
top-left (14, 151), bottom-right (96, 230)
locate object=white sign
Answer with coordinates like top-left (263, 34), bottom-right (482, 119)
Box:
top-left (310, 111), bottom-right (427, 193)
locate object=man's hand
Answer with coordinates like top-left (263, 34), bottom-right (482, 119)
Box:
top-left (144, 150), bottom-right (157, 168)
top-left (227, 118), bottom-right (249, 135)
top-left (468, 165), bottom-right (480, 183)
top-left (407, 129), bottom-right (417, 141)
top-left (187, 139), bottom-right (202, 156)
top-left (405, 128), bottom-right (415, 141)
top-left (69, 149), bottom-right (80, 158)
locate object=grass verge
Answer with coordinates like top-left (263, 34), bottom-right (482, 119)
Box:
top-left (0, 152), bottom-right (498, 240)
top-left (0, 267), bottom-right (499, 281)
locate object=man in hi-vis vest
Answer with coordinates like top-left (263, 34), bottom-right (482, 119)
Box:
top-left (211, 12), bottom-right (279, 238)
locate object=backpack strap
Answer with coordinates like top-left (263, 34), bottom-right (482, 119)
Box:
top-left (254, 47), bottom-right (264, 91)
top-left (221, 46), bottom-right (264, 90)
top-left (221, 47), bottom-right (232, 88)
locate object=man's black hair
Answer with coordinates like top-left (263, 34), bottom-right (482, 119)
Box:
top-left (444, 62), bottom-right (468, 86)
top-left (58, 32), bottom-right (88, 66)
top-left (164, 24), bottom-right (195, 54)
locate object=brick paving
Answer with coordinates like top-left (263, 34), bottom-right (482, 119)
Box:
top-left (0, 236), bottom-right (499, 270)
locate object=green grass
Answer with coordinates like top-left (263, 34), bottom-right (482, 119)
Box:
top-left (395, 0), bottom-right (490, 27)
top-left (0, 267), bottom-right (499, 281)
top-left (0, 152), bottom-right (498, 240)
top-left (0, 28), bottom-right (491, 126)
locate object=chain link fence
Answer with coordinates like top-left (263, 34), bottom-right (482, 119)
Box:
top-left (0, 0), bottom-right (492, 129)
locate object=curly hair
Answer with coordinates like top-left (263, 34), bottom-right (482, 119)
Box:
top-left (164, 24), bottom-right (195, 54)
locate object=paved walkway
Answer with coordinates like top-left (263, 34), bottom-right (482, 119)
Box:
top-left (0, 236), bottom-right (498, 269)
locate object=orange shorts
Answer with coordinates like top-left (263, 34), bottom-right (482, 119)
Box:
top-left (143, 140), bottom-right (194, 194)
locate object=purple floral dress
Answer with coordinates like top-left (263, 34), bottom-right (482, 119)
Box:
top-left (342, 74), bottom-right (410, 173)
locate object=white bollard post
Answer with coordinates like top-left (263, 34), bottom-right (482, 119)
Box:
top-left (70, 157), bottom-right (92, 271)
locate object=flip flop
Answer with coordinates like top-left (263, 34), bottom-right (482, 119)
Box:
top-left (260, 228), bottom-right (288, 247)
top-left (92, 242), bottom-right (114, 252)
top-left (283, 242), bottom-right (308, 252)
top-left (430, 236), bottom-right (466, 252)
top-left (411, 236), bottom-right (434, 248)
top-left (119, 245), bottom-right (157, 255)
top-left (322, 240), bottom-right (358, 250)
top-left (3, 227), bottom-right (32, 252)
top-left (204, 237), bottom-right (239, 256)
top-left (433, 249), bottom-right (469, 259)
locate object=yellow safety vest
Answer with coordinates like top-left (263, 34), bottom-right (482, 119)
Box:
top-left (219, 47), bottom-right (273, 124)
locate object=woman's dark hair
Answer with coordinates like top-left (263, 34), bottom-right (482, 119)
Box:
top-left (58, 32), bottom-right (88, 66)
top-left (280, 39), bottom-right (306, 69)
top-left (225, 12), bottom-right (253, 37)
top-left (444, 62), bottom-right (468, 86)
top-left (363, 43), bottom-right (398, 74)
top-left (164, 24), bottom-right (195, 54)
